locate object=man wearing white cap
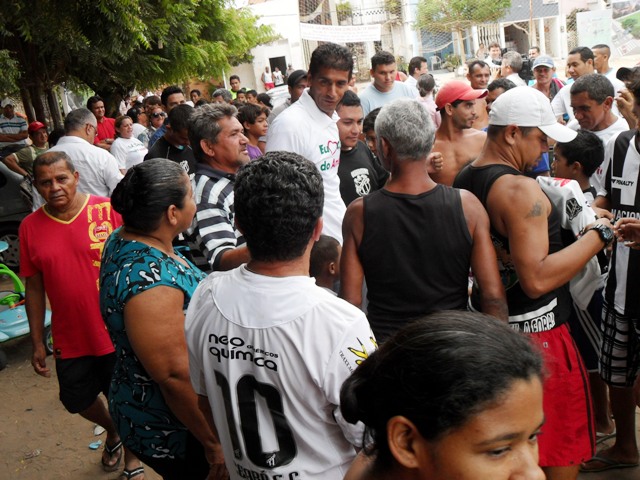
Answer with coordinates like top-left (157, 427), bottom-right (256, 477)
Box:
top-left (454, 86), bottom-right (615, 480)
top-left (431, 80), bottom-right (487, 186)
top-left (531, 56), bottom-right (564, 101)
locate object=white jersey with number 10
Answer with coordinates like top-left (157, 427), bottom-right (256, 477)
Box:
top-left (185, 266), bottom-right (377, 480)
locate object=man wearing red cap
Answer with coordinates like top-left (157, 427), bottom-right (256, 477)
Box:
top-left (431, 80), bottom-right (487, 186)
top-left (2, 121), bottom-right (49, 178)
top-left (454, 86), bottom-right (615, 480)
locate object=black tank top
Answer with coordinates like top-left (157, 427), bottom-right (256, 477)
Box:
top-left (360, 185), bottom-right (472, 341)
top-left (454, 164), bottom-right (570, 332)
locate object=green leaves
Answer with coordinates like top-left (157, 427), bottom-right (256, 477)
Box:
top-left (416, 0), bottom-right (511, 32)
top-left (1, 0), bottom-right (276, 97)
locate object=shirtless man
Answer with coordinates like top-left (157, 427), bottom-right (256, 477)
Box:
top-left (431, 80), bottom-right (487, 186)
top-left (467, 60), bottom-right (491, 130)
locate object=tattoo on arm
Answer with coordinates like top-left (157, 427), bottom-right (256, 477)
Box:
top-left (526, 201), bottom-right (543, 218)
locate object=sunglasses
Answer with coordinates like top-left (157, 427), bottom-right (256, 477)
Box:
top-left (151, 112), bottom-right (167, 118)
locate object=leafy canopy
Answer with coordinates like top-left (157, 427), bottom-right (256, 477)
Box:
top-left (1, 0), bottom-right (277, 95)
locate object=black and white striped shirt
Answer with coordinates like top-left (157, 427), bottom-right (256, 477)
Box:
top-left (187, 163), bottom-right (245, 272)
top-left (603, 129), bottom-right (640, 316)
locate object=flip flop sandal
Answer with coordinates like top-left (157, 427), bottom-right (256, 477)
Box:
top-left (580, 455), bottom-right (639, 473)
top-left (101, 440), bottom-right (123, 472)
top-left (119, 466), bottom-right (145, 479)
top-left (595, 430), bottom-right (616, 444)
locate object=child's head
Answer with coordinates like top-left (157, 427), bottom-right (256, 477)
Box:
top-left (246, 90), bottom-right (258, 104)
top-left (363, 107), bottom-right (382, 156)
top-left (553, 129), bottom-right (604, 181)
top-left (236, 88), bottom-right (247, 103)
top-left (237, 104), bottom-right (269, 139)
top-left (310, 235), bottom-right (341, 290)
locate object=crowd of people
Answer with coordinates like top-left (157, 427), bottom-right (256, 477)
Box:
top-left (2, 39), bottom-right (640, 480)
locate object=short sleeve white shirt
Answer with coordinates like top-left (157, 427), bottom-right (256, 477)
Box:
top-left (185, 266), bottom-right (377, 480)
top-left (49, 136), bottom-right (123, 197)
top-left (266, 89), bottom-right (346, 243)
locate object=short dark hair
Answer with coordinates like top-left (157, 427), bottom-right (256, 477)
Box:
top-left (632, 80), bottom-right (640, 100)
top-left (246, 89), bottom-right (258, 97)
top-left (363, 107), bottom-right (382, 134)
top-left (33, 151), bottom-right (75, 180)
top-left (230, 75), bottom-right (240, 82)
top-left (308, 43), bottom-right (353, 77)
top-left (467, 59), bottom-right (490, 74)
top-left (143, 95), bottom-right (162, 109)
top-left (529, 46), bottom-right (540, 53)
top-left (592, 44), bottom-right (610, 54)
top-left (310, 235), bottom-right (340, 278)
top-left (337, 89), bottom-right (361, 109)
top-left (569, 46), bottom-right (595, 63)
top-left (554, 129), bottom-right (604, 178)
top-left (86, 95), bottom-right (103, 111)
top-left (190, 89), bottom-right (201, 96)
top-left (111, 159), bottom-right (189, 231)
top-left (371, 51), bottom-right (396, 70)
top-left (487, 78), bottom-right (517, 92)
top-left (488, 41), bottom-right (501, 50)
top-left (237, 103), bottom-right (269, 128)
top-left (161, 85), bottom-right (183, 107)
top-left (126, 107), bottom-right (142, 124)
top-left (234, 152), bottom-right (324, 262)
top-left (340, 310), bottom-right (543, 470)
top-left (408, 56), bottom-right (427, 76)
top-left (570, 73), bottom-right (614, 104)
top-left (256, 93), bottom-right (273, 109)
top-left (167, 104), bottom-right (194, 132)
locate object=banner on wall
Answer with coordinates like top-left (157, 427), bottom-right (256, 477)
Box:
top-left (299, 23), bottom-right (382, 43)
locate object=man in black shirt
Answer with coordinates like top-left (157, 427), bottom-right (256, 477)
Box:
top-left (144, 104), bottom-right (197, 175)
top-left (340, 98), bottom-right (506, 342)
top-left (336, 91), bottom-right (389, 206)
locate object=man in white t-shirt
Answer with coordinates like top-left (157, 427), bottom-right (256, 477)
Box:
top-left (48, 108), bottom-right (123, 197)
top-left (185, 151), bottom-right (376, 480)
top-left (359, 50), bottom-right (419, 116)
top-left (266, 43), bottom-right (353, 243)
top-left (568, 73), bottom-right (629, 195)
top-left (404, 55), bottom-right (428, 90)
top-left (552, 47), bottom-right (625, 122)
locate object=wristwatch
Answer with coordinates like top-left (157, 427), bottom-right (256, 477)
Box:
top-left (583, 223), bottom-right (614, 247)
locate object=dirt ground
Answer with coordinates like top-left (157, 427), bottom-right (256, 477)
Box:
top-left (0, 337), bottom-right (161, 480)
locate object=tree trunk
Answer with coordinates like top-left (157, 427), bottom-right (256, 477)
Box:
top-left (19, 86), bottom-right (35, 123)
top-left (28, 82), bottom-right (47, 124)
top-left (45, 87), bottom-right (63, 130)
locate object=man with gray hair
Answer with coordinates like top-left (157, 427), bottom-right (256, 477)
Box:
top-left (500, 51), bottom-right (527, 86)
top-left (48, 108), bottom-right (122, 197)
top-left (211, 88), bottom-right (232, 104)
top-left (186, 103), bottom-right (251, 272)
top-left (340, 98), bottom-right (507, 342)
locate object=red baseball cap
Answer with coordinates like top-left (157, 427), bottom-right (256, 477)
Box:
top-left (435, 80), bottom-right (487, 111)
top-left (28, 121), bottom-right (47, 133)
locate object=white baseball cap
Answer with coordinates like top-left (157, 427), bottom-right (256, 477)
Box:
top-left (488, 87), bottom-right (577, 143)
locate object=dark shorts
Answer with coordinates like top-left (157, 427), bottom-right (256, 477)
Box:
top-left (133, 431), bottom-right (209, 480)
top-left (568, 288), bottom-right (604, 372)
top-left (55, 353), bottom-right (116, 413)
top-left (600, 300), bottom-right (640, 387)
